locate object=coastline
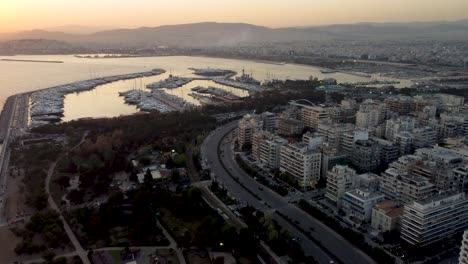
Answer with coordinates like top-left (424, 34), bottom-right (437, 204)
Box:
top-left (1, 59), bottom-right (64, 63)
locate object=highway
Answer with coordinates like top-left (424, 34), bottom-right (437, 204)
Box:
top-left (201, 121), bottom-right (375, 264)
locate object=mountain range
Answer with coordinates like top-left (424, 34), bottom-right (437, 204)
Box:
top-left (1, 20), bottom-right (468, 52)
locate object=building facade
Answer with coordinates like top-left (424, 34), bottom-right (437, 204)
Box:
top-left (280, 142), bottom-right (322, 187)
top-left (401, 192), bottom-right (468, 246)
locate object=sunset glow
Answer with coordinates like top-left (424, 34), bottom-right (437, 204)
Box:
top-left (1, 0), bottom-right (468, 32)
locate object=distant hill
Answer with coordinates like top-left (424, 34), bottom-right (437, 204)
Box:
top-left (1, 21), bottom-right (468, 52)
top-left (0, 39), bottom-right (88, 55)
top-left (43, 25), bottom-right (116, 35)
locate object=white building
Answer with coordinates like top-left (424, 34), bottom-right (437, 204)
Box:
top-left (280, 142), bottom-right (322, 187)
top-left (381, 168), bottom-right (436, 204)
top-left (292, 103), bottom-right (330, 129)
top-left (385, 117), bottom-right (416, 141)
top-left (237, 114), bottom-right (263, 149)
top-left (342, 188), bottom-right (385, 223)
top-left (340, 130), bottom-right (369, 154)
top-left (356, 99), bottom-right (386, 129)
top-left (401, 192), bottom-right (468, 246)
top-left (261, 112), bottom-right (278, 132)
top-left (252, 131), bottom-right (288, 170)
top-left (318, 123), bottom-right (355, 151)
top-left (459, 230), bottom-right (468, 264)
top-left (325, 165), bottom-right (357, 205)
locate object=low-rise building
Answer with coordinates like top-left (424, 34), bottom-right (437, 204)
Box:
top-left (371, 200), bottom-right (404, 233)
top-left (342, 188), bottom-right (385, 223)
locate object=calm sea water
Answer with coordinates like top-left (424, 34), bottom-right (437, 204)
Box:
top-left (0, 55), bottom-right (412, 121)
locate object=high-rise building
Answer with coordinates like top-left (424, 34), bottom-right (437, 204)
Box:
top-left (349, 140), bottom-right (381, 173)
top-left (252, 131), bottom-right (288, 170)
top-left (401, 192), bottom-right (468, 246)
top-left (325, 165), bottom-right (357, 205)
top-left (453, 166), bottom-right (468, 194)
top-left (356, 100), bottom-right (386, 129)
top-left (317, 122), bottom-right (355, 151)
top-left (297, 104), bottom-right (330, 129)
top-left (385, 117), bottom-right (416, 141)
top-left (277, 117), bottom-right (304, 136)
top-left (381, 168), bottom-right (437, 204)
top-left (280, 142), bottom-right (322, 187)
top-left (340, 130), bottom-right (369, 154)
top-left (384, 96), bottom-right (415, 115)
top-left (372, 137), bottom-right (399, 165)
top-left (413, 127), bottom-right (437, 149)
top-left (237, 114), bottom-right (263, 149)
top-left (261, 112), bottom-right (278, 132)
top-left (394, 131), bottom-right (414, 156)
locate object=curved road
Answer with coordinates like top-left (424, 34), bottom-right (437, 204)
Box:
top-left (201, 121), bottom-right (375, 264)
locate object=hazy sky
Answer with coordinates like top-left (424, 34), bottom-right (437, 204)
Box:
top-left (1, 0), bottom-right (468, 32)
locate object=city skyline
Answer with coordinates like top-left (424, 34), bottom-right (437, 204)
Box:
top-left (1, 0), bottom-right (468, 33)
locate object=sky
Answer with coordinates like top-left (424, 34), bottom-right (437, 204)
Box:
top-left (1, 0), bottom-right (468, 33)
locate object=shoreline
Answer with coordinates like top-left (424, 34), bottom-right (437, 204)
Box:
top-left (1, 59), bottom-right (64, 63)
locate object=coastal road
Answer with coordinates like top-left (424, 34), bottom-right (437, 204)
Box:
top-left (201, 121), bottom-right (375, 264)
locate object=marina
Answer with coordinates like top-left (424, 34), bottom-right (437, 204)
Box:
top-left (119, 89), bottom-right (195, 112)
top-left (0, 55), bottom-right (417, 125)
top-left (212, 78), bottom-right (263, 92)
top-left (146, 75), bottom-right (194, 89)
top-left (29, 69), bottom-right (165, 127)
top-left (191, 86), bottom-right (241, 103)
top-left (189, 67), bottom-right (236, 77)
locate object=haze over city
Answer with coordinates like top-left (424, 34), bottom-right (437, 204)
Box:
top-left (1, 1), bottom-right (468, 264)
top-left (1, 0), bottom-right (468, 32)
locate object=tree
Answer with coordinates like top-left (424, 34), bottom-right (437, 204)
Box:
top-left (30, 189), bottom-right (48, 210)
top-left (42, 250), bottom-right (56, 264)
top-left (165, 157), bottom-right (176, 169)
top-left (213, 257), bottom-right (225, 264)
top-left (173, 154), bottom-right (187, 167)
top-left (171, 169), bottom-right (180, 183)
top-left (144, 169), bottom-right (153, 185)
top-left (68, 189), bottom-right (85, 205)
top-left (129, 171), bottom-right (138, 182)
top-left (52, 257), bottom-right (68, 264)
top-left (55, 176), bottom-right (71, 189)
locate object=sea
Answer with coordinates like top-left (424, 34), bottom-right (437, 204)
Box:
top-left (0, 55), bottom-right (412, 121)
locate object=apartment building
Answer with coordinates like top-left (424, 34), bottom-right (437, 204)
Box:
top-left (401, 192), bottom-right (468, 246)
top-left (280, 142), bottom-right (322, 187)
